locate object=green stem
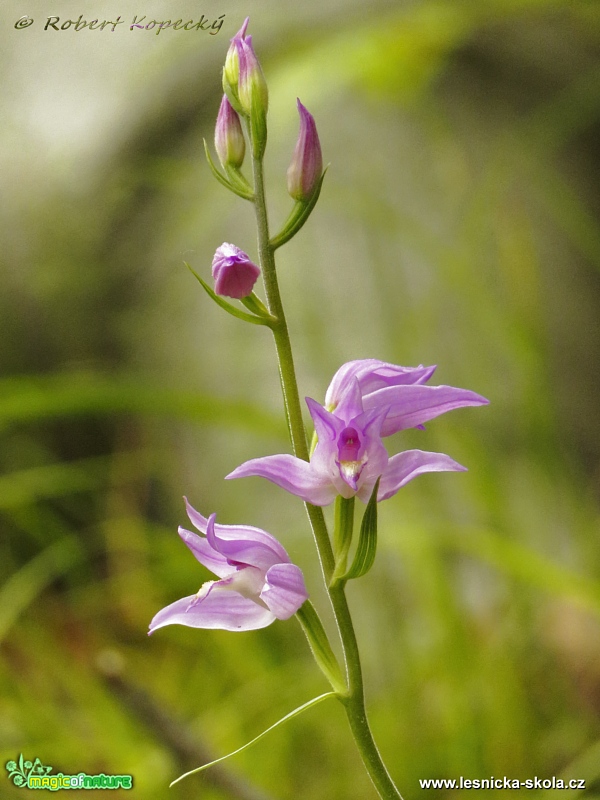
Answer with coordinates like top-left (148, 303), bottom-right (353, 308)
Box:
top-left (250, 153), bottom-right (403, 800)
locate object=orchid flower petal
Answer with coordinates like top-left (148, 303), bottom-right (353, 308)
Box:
top-left (260, 563), bottom-right (308, 620)
top-left (364, 384), bottom-right (489, 436)
top-left (327, 378), bottom-right (364, 423)
top-left (178, 526), bottom-right (233, 578)
top-left (226, 454), bottom-right (337, 506)
top-left (305, 397), bottom-right (342, 442)
top-left (325, 360), bottom-right (437, 411)
top-left (204, 512), bottom-right (286, 572)
top-left (184, 498), bottom-right (289, 565)
top-left (149, 592), bottom-right (275, 633)
top-left (376, 449), bottom-right (467, 502)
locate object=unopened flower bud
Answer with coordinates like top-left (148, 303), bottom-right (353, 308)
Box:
top-left (287, 99), bottom-right (323, 201)
top-left (223, 17), bottom-right (249, 98)
top-left (237, 37), bottom-right (268, 117)
top-left (212, 243), bottom-right (260, 299)
top-left (237, 36), bottom-right (268, 158)
top-left (214, 95), bottom-right (245, 169)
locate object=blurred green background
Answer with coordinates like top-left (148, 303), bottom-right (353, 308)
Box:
top-left (2, 0), bottom-right (600, 797)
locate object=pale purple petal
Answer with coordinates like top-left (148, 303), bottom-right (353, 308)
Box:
top-left (149, 591), bottom-right (275, 633)
top-left (204, 513), bottom-right (284, 572)
top-left (353, 406), bottom-right (388, 454)
top-left (305, 397), bottom-right (342, 442)
top-left (364, 384), bottom-right (489, 436)
top-left (327, 378), bottom-right (364, 424)
top-left (226, 454), bottom-right (337, 506)
top-left (184, 498), bottom-right (289, 566)
top-left (325, 360), bottom-right (436, 410)
top-left (377, 449), bottom-right (467, 501)
top-left (260, 563), bottom-right (308, 620)
top-left (178, 526), bottom-right (233, 579)
top-left (348, 411), bottom-right (389, 499)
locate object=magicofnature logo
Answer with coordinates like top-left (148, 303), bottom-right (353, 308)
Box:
top-left (5, 754), bottom-right (133, 790)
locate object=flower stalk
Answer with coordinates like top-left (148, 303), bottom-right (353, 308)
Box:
top-left (248, 107), bottom-right (404, 800)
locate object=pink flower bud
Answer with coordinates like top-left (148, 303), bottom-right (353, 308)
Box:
top-left (237, 36), bottom-right (268, 119)
top-left (223, 17), bottom-right (249, 93)
top-left (211, 243), bottom-right (260, 299)
top-left (237, 35), bottom-right (268, 158)
top-left (214, 95), bottom-right (245, 169)
top-left (286, 100), bottom-right (323, 202)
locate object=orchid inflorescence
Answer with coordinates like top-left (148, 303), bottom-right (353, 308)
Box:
top-left (151, 18), bottom-right (488, 798)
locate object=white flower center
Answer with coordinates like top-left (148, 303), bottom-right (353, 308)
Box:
top-left (226, 566), bottom-right (265, 600)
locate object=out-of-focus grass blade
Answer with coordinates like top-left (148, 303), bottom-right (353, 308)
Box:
top-left (0, 452), bottom-right (147, 510)
top-left (541, 738), bottom-right (600, 799)
top-left (0, 536), bottom-right (83, 643)
top-left (530, 161), bottom-right (600, 275)
top-left (0, 372), bottom-right (284, 437)
top-left (439, 525), bottom-right (600, 615)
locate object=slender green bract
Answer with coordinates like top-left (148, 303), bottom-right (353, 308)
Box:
top-left (344, 477), bottom-right (381, 582)
top-left (185, 263), bottom-right (274, 326)
top-left (332, 495), bottom-right (355, 584)
top-left (170, 693), bottom-right (337, 787)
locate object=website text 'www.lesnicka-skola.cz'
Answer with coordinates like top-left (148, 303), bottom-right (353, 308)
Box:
top-left (419, 777), bottom-right (586, 790)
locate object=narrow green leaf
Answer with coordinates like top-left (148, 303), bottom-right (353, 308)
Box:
top-left (203, 140), bottom-right (254, 201)
top-left (344, 478), bottom-right (380, 581)
top-left (270, 168), bottom-right (328, 250)
top-left (170, 692), bottom-right (337, 786)
top-left (185, 263), bottom-right (272, 327)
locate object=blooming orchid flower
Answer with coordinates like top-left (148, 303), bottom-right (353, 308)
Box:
top-left (149, 500), bottom-right (308, 633)
top-left (227, 368), bottom-right (485, 505)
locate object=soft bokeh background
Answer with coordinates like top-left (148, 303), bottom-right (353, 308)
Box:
top-left (2, 0), bottom-right (600, 797)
